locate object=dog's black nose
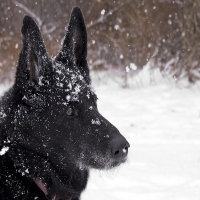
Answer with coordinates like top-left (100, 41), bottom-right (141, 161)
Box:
top-left (110, 135), bottom-right (130, 159)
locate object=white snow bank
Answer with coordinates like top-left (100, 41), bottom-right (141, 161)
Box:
top-left (0, 69), bottom-right (200, 200)
top-left (82, 74), bottom-right (200, 200)
top-left (0, 83), bottom-right (12, 97)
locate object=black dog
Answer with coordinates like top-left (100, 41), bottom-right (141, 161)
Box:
top-left (0, 7), bottom-right (130, 200)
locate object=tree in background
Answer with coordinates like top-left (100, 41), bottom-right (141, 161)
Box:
top-left (0, 0), bottom-right (200, 84)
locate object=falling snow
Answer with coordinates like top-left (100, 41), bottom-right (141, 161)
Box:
top-left (100, 9), bottom-right (105, 15)
top-left (0, 146), bottom-right (9, 156)
top-left (91, 118), bottom-right (101, 125)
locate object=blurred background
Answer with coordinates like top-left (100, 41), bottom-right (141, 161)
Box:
top-left (0, 0), bottom-right (200, 85)
top-left (1, 2), bottom-right (200, 199)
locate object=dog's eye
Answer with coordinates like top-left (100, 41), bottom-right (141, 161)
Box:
top-left (66, 106), bottom-right (75, 116)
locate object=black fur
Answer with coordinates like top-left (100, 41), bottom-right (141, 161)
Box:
top-left (0, 7), bottom-right (129, 200)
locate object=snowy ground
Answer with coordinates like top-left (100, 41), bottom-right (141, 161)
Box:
top-left (82, 72), bottom-right (200, 200)
top-left (1, 69), bottom-right (200, 200)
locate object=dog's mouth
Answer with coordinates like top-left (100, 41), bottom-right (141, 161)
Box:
top-left (107, 154), bottom-right (128, 169)
top-left (76, 149), bottom-right (129, 170)
top-left (76, 134), bottom-right (130, 170)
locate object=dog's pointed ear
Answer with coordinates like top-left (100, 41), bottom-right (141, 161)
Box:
top-left (16, 16), bottom-right (49, 86)
top-left (56, 7), bottom-right (90, 84)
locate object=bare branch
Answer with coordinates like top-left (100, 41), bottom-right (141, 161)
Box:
top-left (86, 1), bottom-right (96, 17)
top-left (12, 0), bottom-right (42, 27)
top-left (42, 24), bottom-right (57, 35)
top-left (86, 0), bottom-right (132, 29)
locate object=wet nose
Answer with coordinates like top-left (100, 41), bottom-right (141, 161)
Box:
top-left (110, 134), bottom-right (130, 159)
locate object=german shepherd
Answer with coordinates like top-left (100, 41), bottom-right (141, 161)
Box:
top-left (0, 7), bottom-right (130, 200)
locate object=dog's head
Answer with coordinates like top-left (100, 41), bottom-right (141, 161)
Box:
top-left (13, 7), bottom-right (129, 170)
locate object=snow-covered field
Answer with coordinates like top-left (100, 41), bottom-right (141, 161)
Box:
top-left (1, 69), bottom-right (200, 200)
top-left (82, 72), bottom-right (200, 200)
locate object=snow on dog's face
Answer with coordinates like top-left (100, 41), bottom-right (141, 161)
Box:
top-left (14, 8), bottom-right (129, 170)
top-left (49, 59), bottom-right (128, 170)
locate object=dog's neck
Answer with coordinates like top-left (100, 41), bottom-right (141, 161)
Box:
top-left (10, 144), bottom-right (75, 199)
top-left (33, 177), bottom-right (71, 200)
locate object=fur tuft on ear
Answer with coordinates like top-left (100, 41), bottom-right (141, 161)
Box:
top-left (22, 16), bottom-right (40, 37)
top-left (56, 7), bottom-right (90, 84)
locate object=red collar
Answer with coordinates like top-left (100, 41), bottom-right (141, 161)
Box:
top-left (33, 177), bottom-right (71, 200)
